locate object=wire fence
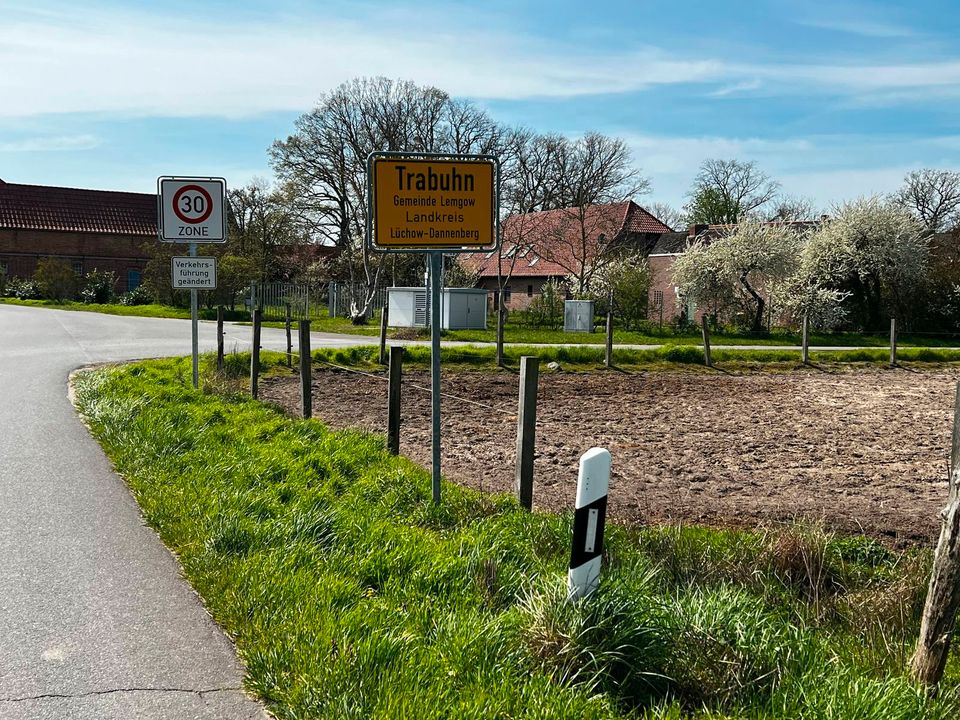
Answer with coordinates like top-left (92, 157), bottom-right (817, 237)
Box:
top-left (310, 355), bottom-right (515, 417)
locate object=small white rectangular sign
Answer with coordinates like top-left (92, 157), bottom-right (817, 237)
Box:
top-left (172, 257), bottom-right (217, 289)
top-left (158, 177), bottom-right (227, 243)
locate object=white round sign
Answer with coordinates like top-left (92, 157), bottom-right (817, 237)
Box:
top-left (158, 177), bottom-right (227, 243)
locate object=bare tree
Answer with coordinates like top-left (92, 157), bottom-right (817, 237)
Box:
top-left (537, 133), bottom-right (651, 293)
top-left (893, 169), bottom-right (960, 233)
top-left (686, 159), bottom-right (779, 224)
top-left (767, 195), bottom-right (820, 222)
top-left (648, 201), bottom-right (684, 231)
top-left (227, 178), bottom-right (306, 279)
top-left (270, 77), bottom-right (504, 323)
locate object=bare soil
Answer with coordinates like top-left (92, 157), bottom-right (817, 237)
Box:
top-left (261, 366), bottom-right (960, 546)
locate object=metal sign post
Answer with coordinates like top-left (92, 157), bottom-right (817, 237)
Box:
top-left (190, 243), bottom-right (199, 387)
top-left (429, 251), bottom-right (443, 503)
top-left (157, 176), bottom-right (227, 389)
top-left (367, 152), bottom-right (499, 504)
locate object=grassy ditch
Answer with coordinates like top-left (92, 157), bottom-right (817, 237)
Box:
top-left (313, 343), bottom-right (960, 372)
top-left (73, 357), bottom-right (960, 719)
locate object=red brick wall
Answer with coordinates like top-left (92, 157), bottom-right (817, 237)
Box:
top-left (0, 228), bottom-right (158, 293)
top-left (476, 276), bottom-right (557, 311)
top-left (647, 254), bottom-right (707, 325)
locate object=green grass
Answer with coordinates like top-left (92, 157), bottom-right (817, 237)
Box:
top-left (71, 356), bottom-right (960, 719)
top-left (311, 342), bottom-right (960, 372)
top-left (251, 306), bottom-right (960, 348)
top-left (0, 297), bottom-right (193, 319)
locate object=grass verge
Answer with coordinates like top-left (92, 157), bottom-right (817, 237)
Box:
top-left (0, 297), bottom-right (193, 319)
top-left (313, 343), bottom-right (960, 372)
top-left (72, 357), bottom-right (960, 718)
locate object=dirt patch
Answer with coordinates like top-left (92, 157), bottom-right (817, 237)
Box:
top-left (260, 366), bottom-right (960, 546)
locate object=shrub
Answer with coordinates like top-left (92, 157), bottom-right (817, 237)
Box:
top-left (527, 279), bottom-right (565, 329)
top-left (34, 258), bottom-right (79, 301)
top-left (7, 277), bottom-right (41, 299)
top-left (79, 269), bottom-right (116, 304)
top-left (118, 285), bottom-right (153, 306)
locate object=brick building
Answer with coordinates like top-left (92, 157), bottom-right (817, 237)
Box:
top-left (0, 179), bottom-right (158, 293)
top-left (466, 201), bottom-right (673, 310)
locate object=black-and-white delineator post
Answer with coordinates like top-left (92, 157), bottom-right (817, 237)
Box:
top-left (568, 447), bottom-right (611, 601)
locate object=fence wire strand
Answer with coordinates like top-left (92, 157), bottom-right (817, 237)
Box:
top-left (310, 356), bottom-right (515, 416)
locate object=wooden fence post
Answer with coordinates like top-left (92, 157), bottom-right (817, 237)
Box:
top-left (701, 314), bottom-right (713, 368)
top-left (250, 309), bottom-right (261, 399)
top-left (516, 356), bottom-right (539, 510)
top-left (605, 292), bottom-right (614, 368)
top-left (299, 320), bottom-right (312, 419)
top-left (890, 317), bottom-right (898, 368)
top-left (801, 314), bottom-right (810, 364)
top-left (216, 306), bottom-right (224, 372)
top-left (379, 302), bottom-right (389, 365)
top-left (285, 302), bottom-right (292, 367)
top-left (387, 345), bottom-right (403, 455)
top-left (911, 382), bottom-right (960, 687)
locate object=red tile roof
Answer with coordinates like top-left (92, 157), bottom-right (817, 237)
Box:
top-left (466, 201), bottom-right (672, 279)
top-left (0, 181), bottom-right (157, 236)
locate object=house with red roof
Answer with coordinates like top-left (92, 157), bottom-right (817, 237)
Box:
top-left (0, 179), bottom-right (158, 293)
top-left (465, 200), bottom-right (673, 310)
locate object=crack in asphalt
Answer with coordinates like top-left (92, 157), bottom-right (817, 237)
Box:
top-left (0, 686), bottom-right (245, 703)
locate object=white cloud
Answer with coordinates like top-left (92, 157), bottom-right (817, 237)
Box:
top-left (0, 5), bottom-right (722, 119)
top-left (707, 79), bottom-right (763, 97)
top-left (795, 18), bottom-right (914, 38)
top-left (627, 133), bottom-right (960, 210)
top-left (0, 134), bottom-right (100, 152)
top-left (2, 3), bottom-right (959, 120)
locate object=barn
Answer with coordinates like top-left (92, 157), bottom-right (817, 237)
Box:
top-left (0, 179), bottom-right (158, 293)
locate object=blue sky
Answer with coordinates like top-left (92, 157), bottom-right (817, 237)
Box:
top-left (2, 0), bottom-right (959, 213)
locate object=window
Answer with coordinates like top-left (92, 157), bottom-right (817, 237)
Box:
top-left (652, 289), bottom-right (664, 307)
top-left (527, 284), bottom-right (534, 297)
top-left (0, 260), bottom-right (7, 276)
top-left (127, 269), bottom-right (141, 291)
top-left (503, 289), bottom-right (512, 304)
top-left (72, 260), bottom-right (84, 275)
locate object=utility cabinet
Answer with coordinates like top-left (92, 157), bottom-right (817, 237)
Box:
top-left (388, 287), bottom-right (488, 330)
top-left (564, 300), bottom-right (595, 333)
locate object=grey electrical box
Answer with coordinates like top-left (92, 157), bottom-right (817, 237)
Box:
top-left (441, 288), bottom-right (488, 330)
top-left (388, 287), bottom-right (488, 330)
top-left (564, 300), bottom-right (594, 333)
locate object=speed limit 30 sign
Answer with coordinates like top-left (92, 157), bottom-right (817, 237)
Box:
top-left (158, 177), bottom-right (227, 242)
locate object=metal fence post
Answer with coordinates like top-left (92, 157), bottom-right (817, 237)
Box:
top-left (515, 356), bottom-right (539, 510)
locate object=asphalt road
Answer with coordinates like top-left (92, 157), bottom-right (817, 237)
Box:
top-left (0, 305), bottom-right (368, 720)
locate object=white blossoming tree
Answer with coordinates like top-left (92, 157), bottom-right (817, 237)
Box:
top-left (792, 197), bottom-right (927, 329)
top-left (672, 221), bottom-right (801, 330)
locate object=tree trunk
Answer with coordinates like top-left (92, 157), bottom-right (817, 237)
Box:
top-left (740, 272), bottom-right (766, 332)
top-left (496, 295), bottom-right (506, 367)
